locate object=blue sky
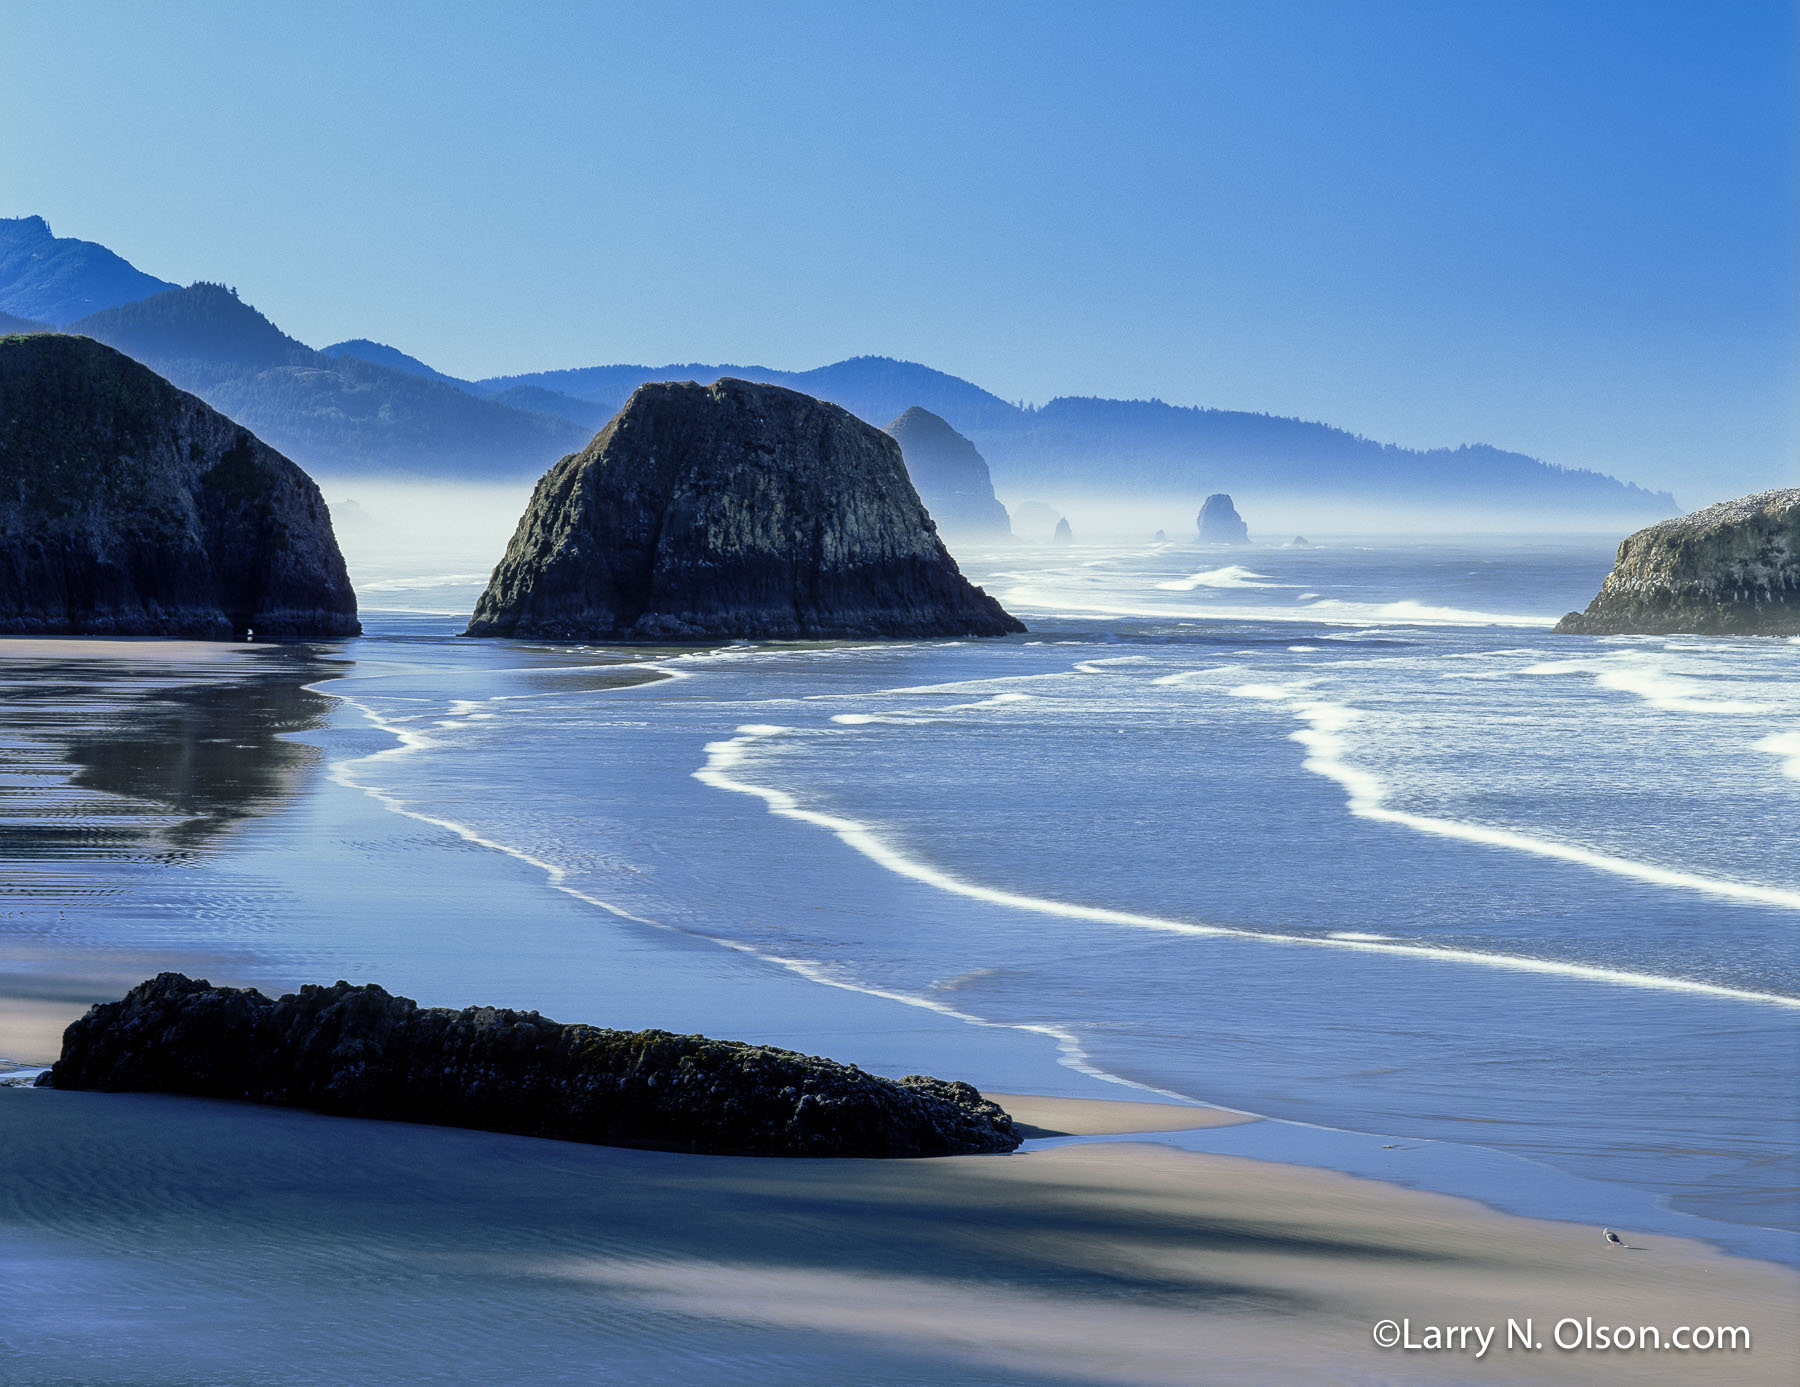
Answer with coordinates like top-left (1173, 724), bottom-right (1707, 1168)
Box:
top-left (3, 0), bottom-right (1794, 500)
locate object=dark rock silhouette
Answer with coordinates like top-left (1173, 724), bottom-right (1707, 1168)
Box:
top-left (1286, 535), bottom-right (1312, 547)
top-left (1197, 493), bottom-right (1250, 543)
top-left (1052, 517), bottom-right (1075, 545)
top-left (1153, 529), bottom-right (1167, 542)
top-left (467, 378), bottom-right (1024, 641)
top-left (884, 406), bottom-right (1011, 538)
top-left (1556, 489), bottom-right (1800, 636)
top-left (0, 334), bottom-right (358, 638)
top-left (42, 973), bottom-right (1023, 1159)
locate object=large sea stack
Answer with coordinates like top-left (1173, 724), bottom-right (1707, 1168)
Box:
top-left (1197, 493), bottom-right (1250, 543)
top-left (467, 378), bottom-right (1024, 640)
top-left (1555, 489), bottom-right (1800, 637)
top-left (883, 406), bottom-right (1011, 539)
top-left (43, 973), bottom-right (1023, 1159)
top-left (0, 333), bottom-right (358, 638)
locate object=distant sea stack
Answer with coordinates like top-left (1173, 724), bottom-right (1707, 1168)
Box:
top-left (883, 406), bottom-right (1011, 538)
top-left (467, 378), bottom-right (1024, 641)
top-left (1555, 489), bottom-right (1800, 637)
top-left (0, 334), bottom-right (358, 638)
top-left (1197, 493), bottom-right (1249, 543)
top-left (44, 973), bottom-right (1023, 1159)
top-left (1052, 516), bottom-right (1075, 545)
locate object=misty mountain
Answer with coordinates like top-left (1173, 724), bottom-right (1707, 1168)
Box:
top-left (480, 356), bottom-right (1674, 521)
top-left (0, 309), bottom-right (50, 335)
top-left (481, 355), bottom-right (1022, 435)
top-left (322, 337), bottom-right (468, 388)
top-left (67, 286), bottom-right (587, 477)
top-left (324, 337), bottom-right (611, 432)
top-left (0, 216), bottom-right (177, 324)
top-left (2, 216), bottom-right (1678, 520)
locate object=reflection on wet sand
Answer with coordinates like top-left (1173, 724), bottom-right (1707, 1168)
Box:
top-left (0, 644), bottom-right (338, 1062)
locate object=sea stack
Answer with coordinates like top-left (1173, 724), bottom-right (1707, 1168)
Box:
top-left (1197, 493), bottom-right (1249, 543)
top-left (1052, 517), bottom-right (1075, 545)
top-left (1555, 489), bottom-right (1800, 636)
top-left (0, 333), bottom-right (358, 638)
top-left (467, 378), bottom-right (1023, 641)
top-left (883, 406), bottom-right (1011, 539)
top-left (44, 973), bottom-right (1023, 1159)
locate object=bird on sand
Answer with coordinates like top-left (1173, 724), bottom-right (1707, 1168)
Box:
top-left (1603, 1228), bottom-right (1626, 1248)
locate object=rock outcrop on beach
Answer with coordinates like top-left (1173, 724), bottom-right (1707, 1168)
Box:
top-left (466, 377), bottom-right (1024, 641)
top-left (1197, 493), bottom-right (1249, 543)
top-left (0, 334), bottom-right (358, 638)
top-left (42, 973), bottom-right (1022, 1158)
top-left (883, 406), bottom-right (1012, 538)
top-left (1555, 489), bottom-right (1800, 636)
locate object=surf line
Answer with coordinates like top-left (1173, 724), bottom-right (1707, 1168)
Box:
top-left (306, 667), bottom-right (1193, 1099)
top-left (694, 724), bottom-right (1800, 1010)
top-left (1229, 681), bottom-right (1800, 915)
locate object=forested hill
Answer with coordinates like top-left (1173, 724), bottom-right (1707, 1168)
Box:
top-left (65, 286), bottom-right (586, 477)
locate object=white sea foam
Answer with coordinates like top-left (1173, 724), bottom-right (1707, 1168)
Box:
top-left (1227, 683), bottom-right (1800, 915)
top-left (998, 585), bottom-right (1553, 628)
top-left (1156, 565), bottom-right (1291, 592)
top-left (693, 723), bottom-right (1800, 1008)
top-left (1756, 730), bottom-right (1800, 781)
top-left (1516, 657), bottom-right (1773, 715)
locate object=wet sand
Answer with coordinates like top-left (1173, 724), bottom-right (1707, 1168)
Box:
top-left (2, 1087), bottom-right (1794, 1387)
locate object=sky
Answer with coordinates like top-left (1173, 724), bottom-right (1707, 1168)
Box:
top-left (2, 0), bottom-right (1794, 502)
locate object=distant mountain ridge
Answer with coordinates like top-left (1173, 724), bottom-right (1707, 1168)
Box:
top-left (0, 216), bottom-right (177, 324)
top-left (64, 285), bottom-right (587, 477)
top-left (0, 215), bottom-right (1678, 520)
top-left (468, 355), bottom-right (1674, 519)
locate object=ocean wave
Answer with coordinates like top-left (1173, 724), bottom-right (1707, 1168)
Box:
top-left (1756, 731), bottom-right (1800, 781)
top-left (997, 585), bottom-right (1554, 628)
top-left (692, 722), bottom-right (1800, 1008)
top-left (1155, 565), bottom-right (1292, 592)
top-left (1227, 682), bottom-right (1800, 914)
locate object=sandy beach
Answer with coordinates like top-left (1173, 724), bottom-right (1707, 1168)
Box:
top-left (2, 1085), bottom-right (1793, 1387)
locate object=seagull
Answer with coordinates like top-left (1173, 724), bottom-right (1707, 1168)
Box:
top-left (1603, 1228), bottom-right (1626, 1249)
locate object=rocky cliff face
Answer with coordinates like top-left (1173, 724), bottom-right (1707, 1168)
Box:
top-left (883, 406), bottom-right (1011, 538)
top-left (1555, 489), bottom-right (1800, 636)
top-left (1197, 493), bottom-right (1249, 543)
top-left (0, 334), bottom-right (358, 638)
top-left (43, 973), bottom-right (1023, 1158)
top-left (467, 378), bottom-right (1024, 640)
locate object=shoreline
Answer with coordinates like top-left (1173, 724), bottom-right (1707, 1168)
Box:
top-left (2, 629), bottom-right (1794, 1271)
top-left (3, 1084), bottom-right (1794, 1385)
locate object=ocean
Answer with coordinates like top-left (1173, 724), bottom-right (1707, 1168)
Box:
top-left (4, 535), bottom-right (1796, 1268)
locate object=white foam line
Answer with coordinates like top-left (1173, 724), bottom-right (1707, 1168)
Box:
top-left (695, 724), bottom-right (1800, 1009)
top-left (999, 587), bottom-right (1555, 629)
top-left (305, 668), bottom-right (1180, 1099)
top-left (1227, 684), bottom-right (1800, 916)
top-left (1756, 730), bottom-right (1800, 782)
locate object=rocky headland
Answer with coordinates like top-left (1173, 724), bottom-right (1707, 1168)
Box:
top-left (0, 333), bottom-right (358, 638)
top-left (466, 378), bottom-right (1023, 640)
top-left (1197, 493), bottom-right (1249, 543)
top-left (41, 972), bottom-right (1022, 1158)
top-left (1555, 489), bottom-right (1800, 636)
top-left (883, 406), bottom-right (1012, 538)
